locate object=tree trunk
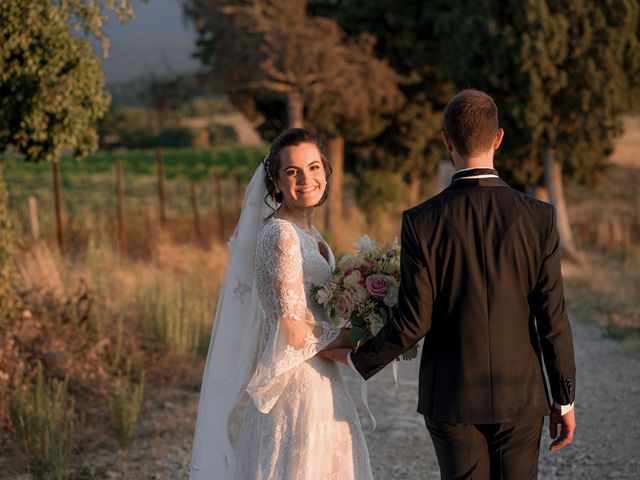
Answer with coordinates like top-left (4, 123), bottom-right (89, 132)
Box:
top-left (287, 91), bottom-right (304, 128)
top-left (543, 148), bottom-right (582, 263)
top-left (408, 171), bottom-right (420, 206)
top-left (326, 136), bottom-right (344, 236)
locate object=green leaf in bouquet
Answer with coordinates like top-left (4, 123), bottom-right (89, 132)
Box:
top-left (348, 326), bottom-right (367, 345)
top-left (350, 313), bottom-right (367, 328)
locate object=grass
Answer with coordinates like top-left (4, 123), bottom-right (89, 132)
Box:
top-left (9, 364), bottom-right (75, 479)
top-left (563, 249), bottom-right (640, 340)
top-left (1, 145), bottom-right (266, 178)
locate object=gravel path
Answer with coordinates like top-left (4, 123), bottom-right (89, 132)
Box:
top-left (36, 315), bottom-right (638, 479)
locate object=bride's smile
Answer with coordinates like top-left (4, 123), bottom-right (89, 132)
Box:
top-left (277, 142), bottom-right (327, 211)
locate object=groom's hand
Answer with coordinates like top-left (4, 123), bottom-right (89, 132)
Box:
top-left (317, 348), bottom-right (351, 366)
top-left (549, 407), bottom-right (576, 451)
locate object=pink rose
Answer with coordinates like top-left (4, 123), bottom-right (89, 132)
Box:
top-left (335, 291), bottom-right (354, 319)
top-left (365, 274), bottom-right (391, 297)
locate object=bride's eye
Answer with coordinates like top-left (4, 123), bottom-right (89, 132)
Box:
top-left (285, 169), bottom-right (296, 177)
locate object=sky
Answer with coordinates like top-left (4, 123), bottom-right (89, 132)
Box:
top-left (100, 0), bottom-right (201, 83)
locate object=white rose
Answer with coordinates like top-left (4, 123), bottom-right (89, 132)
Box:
top-left (352, 283), bottom-right (370, 304)
top-left (383, 283), bottom-right (399, 307)
top-left (338, 253), bottom-right (356, 270)
top-left (343, 269), bottom-right (362, 289)
top-left (316, 286), bottom-right (331, 306)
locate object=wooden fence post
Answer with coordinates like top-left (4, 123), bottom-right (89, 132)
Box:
top-left (156, 147), bottom-right (167, 226)
top-left (28, 195), bottom-right (40, 243)
top-left (189, 180), bottom-right (203, 245)
top-left (213, 174), bottom-right (226, 244)
top-left (51, 161), bottom-right (65, 253)
top-left (115, 159), bottom-right (127, 255)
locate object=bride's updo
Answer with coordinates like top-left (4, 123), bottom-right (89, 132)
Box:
top-left (262, 128), bottom-right (332, 206)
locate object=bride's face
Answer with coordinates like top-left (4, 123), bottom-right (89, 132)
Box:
top-left (277, 142), bottom-right (327, 210)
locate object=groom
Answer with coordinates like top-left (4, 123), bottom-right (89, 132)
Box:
top-left (323, 89), bottom-right (576, 479)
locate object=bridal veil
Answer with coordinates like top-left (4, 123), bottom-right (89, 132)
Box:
top-left (189, 164), bottom-right (275, 479)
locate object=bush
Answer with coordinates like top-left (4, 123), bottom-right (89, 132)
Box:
top-left (153, 127), bottom-right (197, 148)
top-left (355, 168), bottom-right (408, 221)
top-left (207, 123), bottom-right (239, 146)
top-left (9, 364), bottom-right (74, 480)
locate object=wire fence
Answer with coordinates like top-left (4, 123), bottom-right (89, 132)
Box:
top-left (3, 148), bottom-right (258, 252)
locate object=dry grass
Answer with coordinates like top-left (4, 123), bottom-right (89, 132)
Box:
top-left (0, 228), bottom-right (226, 476)
top-left (563, 250), bottom-right (640, 339)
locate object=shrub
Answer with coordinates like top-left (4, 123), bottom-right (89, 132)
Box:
top-left (9, 364), bottom-right (74, 480)
top-left (108, 365), bottom-right (144, 451)
top-left (207, 123), bottom-right (239, 146)
top-left (153, 127), bottom-right (197, 148)
top-left (355, 168), bottom-right (408, 221)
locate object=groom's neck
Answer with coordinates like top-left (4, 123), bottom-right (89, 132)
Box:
top-left (453, 151), bottom-right (495, 172)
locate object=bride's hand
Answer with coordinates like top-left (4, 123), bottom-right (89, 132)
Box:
top-left (318, 347), bottom-right (351, 366)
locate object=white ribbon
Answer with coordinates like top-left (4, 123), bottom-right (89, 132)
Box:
top-left (392, 359), bottom-right (399, 388)
top-left (360, 380), bottom-right (377, 432)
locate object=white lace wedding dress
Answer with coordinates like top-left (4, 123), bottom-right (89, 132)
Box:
top-left (233, 218), bottom-right (373, 480)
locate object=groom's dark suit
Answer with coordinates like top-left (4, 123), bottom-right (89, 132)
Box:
top-left (350, 168), bottom-right (576, 477)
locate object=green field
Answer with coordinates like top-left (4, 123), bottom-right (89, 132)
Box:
top-left (2, 145), bottom-right (267, 179)
top-left (2, 146), bottom-right (267, 242)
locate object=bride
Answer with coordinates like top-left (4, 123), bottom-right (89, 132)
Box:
top-left (189, 128), bottom-right (373, 479)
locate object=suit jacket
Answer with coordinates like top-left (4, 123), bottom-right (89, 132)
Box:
top-left (350, 172), bottom-right (576, 424)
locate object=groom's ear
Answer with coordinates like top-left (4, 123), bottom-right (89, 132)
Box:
top-left (493, 128), bottom-right (504, 151)
top-left (442, 131), bottom-right (454, 152)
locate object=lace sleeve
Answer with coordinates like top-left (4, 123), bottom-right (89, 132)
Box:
top-left (246, 220), bottom-right (339, 413)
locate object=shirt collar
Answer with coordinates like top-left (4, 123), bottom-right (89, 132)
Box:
top-left (452, 167), bottom-right (499, 182)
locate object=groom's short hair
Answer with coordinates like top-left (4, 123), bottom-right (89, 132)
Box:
top-left (443, 89), bottom-right (499, 157)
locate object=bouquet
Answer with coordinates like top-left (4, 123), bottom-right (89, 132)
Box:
top-left (313, 235), bottom-right (418, 360)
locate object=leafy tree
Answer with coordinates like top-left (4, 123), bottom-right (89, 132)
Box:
top-left (0, 1), bottom-right (140, 163)
top-left (309, 0), bottom-right (455, 204)
top-left (427, 0), bottom-right (640, 260)
top-left (185, 0), bottom-right (355, 128)
top-left (185, 0), bottom-right (403, 234)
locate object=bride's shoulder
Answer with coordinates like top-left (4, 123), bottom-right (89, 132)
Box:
top-left (258, 217), bottom-right (299, 248)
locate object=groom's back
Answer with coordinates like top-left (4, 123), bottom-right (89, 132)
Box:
top-left (408, 176), bottom-right (563, 423)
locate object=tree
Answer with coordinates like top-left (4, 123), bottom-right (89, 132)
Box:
top-left (185, 0), bottom-right (404, 235)
top-left (310, 0), bottom-right (455, 205)
top-left (305, 33), bottom-right (404, 233)
top-left (185, 0), bottom-right (350, 128)
top-left (0, 1), bottom-right (140, 163)
top-left (427, 0), bottom-right (640, 260)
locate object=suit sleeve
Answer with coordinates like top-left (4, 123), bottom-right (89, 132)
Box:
top-left (350, 210), bottom-right (434, 379)
top-left (531, 207), bottom-right (576, 406)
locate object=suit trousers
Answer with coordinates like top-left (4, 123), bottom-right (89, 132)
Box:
top-left (424, 416), bottom-right (544, 480)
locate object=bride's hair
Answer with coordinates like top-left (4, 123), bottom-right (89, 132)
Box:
top-left (262, 128), bottom-right (332, 211)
